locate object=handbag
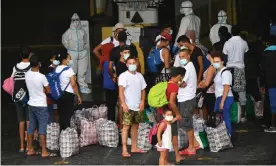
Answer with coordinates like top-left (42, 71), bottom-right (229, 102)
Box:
top-left (2, 77), bottom-right (14, 96)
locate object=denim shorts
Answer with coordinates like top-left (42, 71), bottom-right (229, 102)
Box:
top-left (27, 105), bottom-right (48, 135)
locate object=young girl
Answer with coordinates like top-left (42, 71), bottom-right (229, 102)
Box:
top-left (46, 52), bottom-right (60, 123)
top-left (156, 108), bottom-right (177, 165)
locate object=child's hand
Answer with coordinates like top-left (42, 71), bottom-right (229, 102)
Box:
top-left (158, 141), bottom-right (162, 147)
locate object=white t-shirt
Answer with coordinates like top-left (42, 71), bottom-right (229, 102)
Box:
top-left (177, 62), bottom-right (197, 102)
top-left (173, 53), bottom-right (180, 67)
top-left (25, 70), bottom-right (49, 107)
top-left (11, 62), bottom-right (31, 77)
top-left (118, 71), bottom-right (147, 111)
top-left (223, 36), bottom-right (249, 68)
top-left (55, 65), bottom-right (75, 94)
top-left (101, 37), bottom-right (120, 47)
top-left (214, 67), bottom-right (233, 98)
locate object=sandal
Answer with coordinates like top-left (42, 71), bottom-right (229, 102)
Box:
top-left (131, 149), bottom-right (146, 153)
top-left (122, 153), bottom-right (131, 158)
top-left (179, 149), bottom-right (196, 155)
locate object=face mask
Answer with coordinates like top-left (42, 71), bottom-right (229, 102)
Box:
top-left (180, 8), bottom-right (185, 14)
top-left (53, 60), bottom-right (60, 66)
top-left (68, 60), bottom-right (73, 67)
top-left (180, 59), bottom-right (188, 66)
top-left (169, 29), bottom-right (173, 35)
top-left (165, 115), bottom-right (173, 122)
top-left (213, 62), bottom-right (221, 69)
top-left (123, 53), bottom-right (130, 60)
top-left (128, 64), bottom-right (137, 72)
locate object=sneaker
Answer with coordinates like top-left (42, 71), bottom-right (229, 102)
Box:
top-left (241, 117), bottom-right (247, 123)
top-left (264, 127), bottom-right (276, 133)
top-left (80, 87), bottom-right (91, 94)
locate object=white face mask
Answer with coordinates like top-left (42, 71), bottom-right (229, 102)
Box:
top-left (164, 115), bottom-right (173, 122)
top-left (123, 53), bottom-right (130, 60)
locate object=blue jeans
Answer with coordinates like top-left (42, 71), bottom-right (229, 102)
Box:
top-left (27, 105), bottom-right (48, 135)
top-left (214, 96), bottom-right (234, 135)
top-left (47, 104), bottom-right (55, 124)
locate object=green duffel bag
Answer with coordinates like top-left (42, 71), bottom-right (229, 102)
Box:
top-left (230, 102), bottom-right (241, 123)
top-left (194, 131), bottom-right (209, 149)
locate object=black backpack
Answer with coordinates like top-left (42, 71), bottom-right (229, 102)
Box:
top-left (13, 65), bottom-right (31, 106)
top-left (221, 67), bottom-right (234, 87)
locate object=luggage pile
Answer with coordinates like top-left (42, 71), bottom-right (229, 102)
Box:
top-left (46, 105), bottom-right (119, 158)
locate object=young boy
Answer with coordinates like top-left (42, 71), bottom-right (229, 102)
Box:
top-left (25, 55), bottom-right (52, 157)
top-left (118, 56), bottom-right (147, 157)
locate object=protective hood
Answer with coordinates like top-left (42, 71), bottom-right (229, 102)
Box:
top-left (70, 13), bottom-right (82, 29)
top-left (180, 1), bottom-right (193, 15)
top-left (218, 10), bottom-right (227, 24)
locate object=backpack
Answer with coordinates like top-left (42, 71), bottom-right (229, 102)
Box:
top-left (102, 61), bottom-right (116, 90)
top-left (146, 46), bottom-right (164, 73)
top-left (13, 65), bottom-right (31, 105)
top-left (99, 37), bottom-right (114, 70)
top-left (149, 120), bottom-right (167, 145)
top-left (148, 82), bottom-right (169, 108)
top-left (46, 67), bottom-right (70, 101)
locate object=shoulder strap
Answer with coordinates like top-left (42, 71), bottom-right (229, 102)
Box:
top-left (56, 67), bottom-right (70, 75)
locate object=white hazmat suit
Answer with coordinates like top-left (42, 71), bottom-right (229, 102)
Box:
top-left (174, 1), bottom-right (201, 46)
top-left (62, 13), bottom-right (91, 94)
top-left (209, 10), bottom-right (232, 45)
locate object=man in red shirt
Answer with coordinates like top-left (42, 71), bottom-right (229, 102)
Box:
top-left (157, 67), bottom-right (186, 164)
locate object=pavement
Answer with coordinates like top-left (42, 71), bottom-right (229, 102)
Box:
top-left (2, 99), bottom-right (276, 165)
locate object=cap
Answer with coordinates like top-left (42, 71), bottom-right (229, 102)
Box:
top-left (181, 1), bottom-right (193, 8)
top-left (113, 23), bottom-right (125, 31)
top-left (160, 32), bottom-right (172, 42)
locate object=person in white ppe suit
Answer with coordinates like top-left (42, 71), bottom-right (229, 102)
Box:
top-left (62, 13), bottom-right (91, 94)
top-left (174, 1), bottom-right (201, 48)
top-left (209, 10), bottom-right (232, 45)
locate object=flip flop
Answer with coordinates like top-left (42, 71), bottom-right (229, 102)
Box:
top-left (19, 149), bottom-right (25, 153)
top-left (26, 151), bottom-right (39, 156)
top-left (195, 146), bottom-right (201, 151)
top-left (179, 149), bottom-right (196, 155)
top-left (175, 156), bottom-right (185, 165)
top-left (122, 153), bottom-right (131, 158)
top-left (42, 152), bottom-right (58, 158)
top-left (131, 149), bottom-right (146, 153)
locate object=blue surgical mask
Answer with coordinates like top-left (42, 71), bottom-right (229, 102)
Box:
top-left (128, 64), bottom-right (137, 72)
top-left (213, 62), bottom-right (221, 69)
top-left (53, 60), bottom-right (60, 66)
top-left (180, 59), bottom-right (188, 66)
top-left (68, 60), bottom-right (73, 67)
top-left (169, 29), bottom-right (173, 35)
top-left (123, 53), bottom-right (130, 60)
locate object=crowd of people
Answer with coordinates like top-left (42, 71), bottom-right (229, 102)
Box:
top-left (5, 19), bottom-right (276, 164)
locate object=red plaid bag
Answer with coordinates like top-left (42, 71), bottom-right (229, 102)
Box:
top-left (79, 119), bottom-right (97, 147)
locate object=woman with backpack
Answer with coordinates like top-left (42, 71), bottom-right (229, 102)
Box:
top-left (146, 32), bottom-right (172, 92)
top-left (55, 52), bottom-right (82, 130)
